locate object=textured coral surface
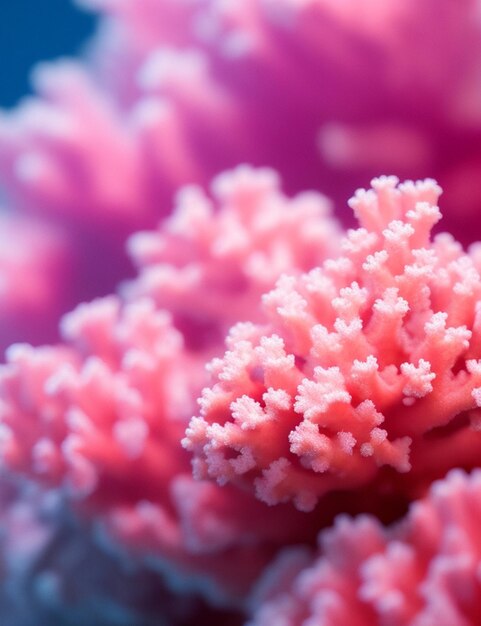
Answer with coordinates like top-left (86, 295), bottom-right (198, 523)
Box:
top-left (249, 470), bottom-right (481, 626)
top-left (2, 0), bottom-right (481, 348)
top-left (3, 1), bottom-right (481, 625)
top-left (186, 176), bottom-right (481, 512)
top-left (0, 166), bottom-right (338, 619)
top-left (126, 165), bottom-right (339, 352)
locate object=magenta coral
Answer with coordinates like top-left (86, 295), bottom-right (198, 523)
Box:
top-left (80, 0), bottom-right (481, 239)
top-left (0, 213), bottom-right (66, 348)
top-left (248, 469), bottom-right (481, 626)
top-left (185, 176), bottom-right (481, 512)
top-left (1, 0), bottom-right (481, 350)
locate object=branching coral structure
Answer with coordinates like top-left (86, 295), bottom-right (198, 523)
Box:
top-left (3, 0), bottom-right (481, 621)
top-left (185, 176), bottom-right (481, 513)
top-left (248, 469), bottom-right (481, 626)
top-left (2, 0), bottom-right (481, 349)
top-left (126, 165), bottom-right (339, 352)
top-left (0, 166), bottom-right (339, 615)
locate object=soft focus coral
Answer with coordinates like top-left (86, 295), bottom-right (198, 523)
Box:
top-left (2, 0), bottom-right (481, 349)
top-left (126, 164), bottom-right (339, 352)
top-left (0, 214), bottom-right (66, 348)
top-left (0, 298), bottom-right (280, 604)
top-left (3, 0), bottom-right (481, 623)
top-left (185, 176), bottom-right (481, 512)
top-left (0, 166), bottom-right (338, 610)
top-left (248, 469), bottom-right (481, 626)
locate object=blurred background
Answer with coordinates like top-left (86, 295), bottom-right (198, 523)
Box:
top-left (0, 0), bottom-right (95, 107)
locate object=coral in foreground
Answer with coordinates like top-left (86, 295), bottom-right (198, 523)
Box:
top-left (248, 469), bottom-right (481, 626)
top-left (0, 166), bottom-right (338, 611)
top-left (185, 176), bottom-right (481, 512)
top-left (3, 0), bottom-right (481, 623)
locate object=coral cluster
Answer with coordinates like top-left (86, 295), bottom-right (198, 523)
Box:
top-left (126, 165), bottom-right (339, 352)
top-left (185, 176), bottom-right (481, 512)
top-left (2, 0), bottom-right (481, 347)
top-left (249, 469), bottom-right (481, 626)
top-left (2, 0), bottom-right (481, 625)
top-left (0, 166), bottom-right (337, 620)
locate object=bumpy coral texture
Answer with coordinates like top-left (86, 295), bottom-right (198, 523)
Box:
top-left (126, 164), bottom-right (339, 352)
top-left (1, 0), bottom-right (481, 349)
top-left (185, 176), bottom-right (481, 512)
top-left (0, 298), bottom-right (280, 605)
top-left (248, 469), bottom-right (481, 626)
top-left (0, 167), bottom-right (337, 612)
top-left (3, 1), bottom-right (481, 623)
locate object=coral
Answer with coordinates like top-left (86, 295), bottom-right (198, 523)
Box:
top-left (0, 163), bottom-right (338, 620)
top-left (3, 0), bottom-right (481, 622)
top-left (0, 213), bottom-right (66, 348)
top-left (126, 164), bottom-right (339, 352)
top-left (0, 164), bottom-right (339, 615)
top-left (185, 176), bottom-right (481, 512)
top-left (2, 0), bottom-right (481, 350)
top-left (248, 469), bottom-right (481, 626)
top-left (0, 297), bottom-right (265, 603)
top-left (81, 0), bottom-right (481, 237)
top-left (0, 61), bottom-right (179, 348)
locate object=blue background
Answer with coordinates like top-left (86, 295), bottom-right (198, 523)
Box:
top-left (0, 0), bottom-right (96, 107)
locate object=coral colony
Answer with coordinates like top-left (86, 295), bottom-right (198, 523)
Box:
top-left (4, 1), bottom-right (481, 626)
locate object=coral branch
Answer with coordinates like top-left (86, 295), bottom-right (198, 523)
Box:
top-left (186, 177), bottom-right (481, 511)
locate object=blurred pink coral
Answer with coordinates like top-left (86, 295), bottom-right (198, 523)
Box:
top-left (79, 0), bottom-right (481, 233)
top-left (0, 213), bottom-right (66, 347)
top-left (2, 0), bottom-right (481, 623)
top-left (185, 176), bottom-right (481, 511)
top-left (248, 469), bottom-right (481, 626)
top-left (0, 166), bottom-right (338, 606)
top-left (126, 164), bottom-right (339, 352)
top-left (0, 297), bottom-right (264, 603)
top-left (1, 0), bottom-right (481, 351)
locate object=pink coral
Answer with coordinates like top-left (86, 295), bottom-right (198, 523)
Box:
top-left (0, 213), bottom-right (66, 347)
top-left (248, 469), bottom-right (481, 626)
top-left (0, 166), bottom-right (338, 605)
top-left (2, 0), bottom-right (481, 352)
top-left (80, 0), bottom-right (481, 236)
top-left (3, 0), bottom-right (481, 621)
top-left (185, 176), bottom-right (481, 512)
top-left (0, 297), bottom-right (266, 602)
top-left (126, 164), bottom-right (339, 352)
